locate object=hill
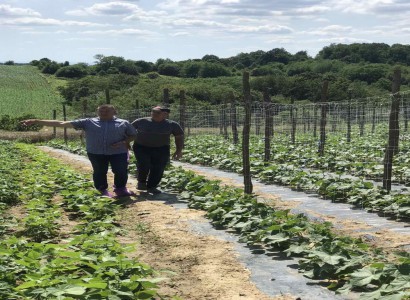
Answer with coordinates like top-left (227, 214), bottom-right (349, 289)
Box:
top-left (0, 65), bottom-right (67, 119)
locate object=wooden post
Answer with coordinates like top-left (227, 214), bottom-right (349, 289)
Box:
top-left (230, 92), bottom-right (239, 144)
top-left (63, 104), bottom-right (67, 145)
top-left (346, 93), bottom-right (352, 143)
top-left (290, 98), bottom-right (296, 144)
top-left (359, 101), bottom-right (365, 136)
top-left (163, 88), bottom-right (170, 107)
top-left (383, 68), bottom-right (401, 191)
top-left (52, 110), bottom-right (57, 139)
top-left (263, 89), bottom-right (272, 162)
top-left (313, 104), bottom-right (318, 138)
top-left (219, 103), bottom-right (224, 135)
top-left (242, 71), bottom-right (253, 194)
top-left (372, 106), bottom-right (376, 133)
top-left (105, 89), bottom-right (110, 104)
top-left (223, 98), bottom-right (228, 139)
top-left (303, 107), bottom-right (306, 133)
top-left (179, 90), bottom-right (186, 133)
top-left (318, 81), bottom-right (329, 156)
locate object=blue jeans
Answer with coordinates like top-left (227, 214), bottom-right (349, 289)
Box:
top-left (132, 144), bottom-right (170, 189)
top-left (87, 152), bottom-right (128, 191)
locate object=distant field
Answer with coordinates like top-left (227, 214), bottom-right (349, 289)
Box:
top-left (0, 65), bottom-right (67, 118)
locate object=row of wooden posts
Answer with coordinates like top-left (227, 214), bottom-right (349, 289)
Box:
top-left (53, 69), bottom-right (402, 193)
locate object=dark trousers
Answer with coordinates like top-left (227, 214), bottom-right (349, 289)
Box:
top-left (87, 152), bottom-right (128, 191)
top-left (133, 144), bottom-right (170, 188)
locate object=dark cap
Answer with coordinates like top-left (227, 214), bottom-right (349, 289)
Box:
top-left (152, 106), bottom-right (171, 113)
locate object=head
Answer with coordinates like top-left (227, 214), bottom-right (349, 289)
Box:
top-left (97, 104), bottom-right (116, 121)
top-left (151, 106), bottom-right (170, 122)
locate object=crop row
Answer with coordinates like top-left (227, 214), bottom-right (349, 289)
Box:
top-left (0, 65), bottom-right (65, 118)
top-left (43, 137), bottom-right (410, 219)
top-left (0, 141), bottom-right (164, 299)
top-left (186, 132), bottom-right (410, 184)
top-left (160, 166), bottom-right (410, 300)
top-left (181, 135), bottom-right (410, 220)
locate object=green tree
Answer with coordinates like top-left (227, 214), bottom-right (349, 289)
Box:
top-left (55, 64), bottom-right (88, 78)
top-left (198, 62), bottom-right (231, 78)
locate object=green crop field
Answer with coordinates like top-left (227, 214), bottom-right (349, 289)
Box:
top-left (0, 65), bottom-right (65, 119)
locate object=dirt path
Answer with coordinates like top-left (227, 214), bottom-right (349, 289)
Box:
top-left (39, 147), bottom-right (295, 300)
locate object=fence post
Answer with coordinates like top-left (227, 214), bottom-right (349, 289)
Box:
top-left (318, 80), bottom-right (329, 156)
top-left (290, 98), bottom-right (296, 144)
top-left (242, 71), bottom-right (253, 194)
top-left (163, 88), bottom-right (170, 107)
top-left (219, 102), bottom-right (224, 135)
top-left (372, 105), bottom-right (376, 133)
top-left (52, 110), bottom-right (57, 139)
top-left (63, 104), bottom-right (67, 145)
top-left (302, 107), bottom-right (306, 133)
top-left (313, 104), bottom-right (318, 138)
top-left (263, 89), bottom-right (272, 162)
top-left (223, 98), bottom-right (228, 139)
top-left (230, 91), bottom-right (239, 144)
top-left (105, 89), bottom-right (110, 104)
top-left (179, 90), bottom-right (186, 133)
top-left (359, 101), bottom-right (365, 136)
top-left (383, 68), bottom-right (401, 191)
top-left (347, 93), bottom-right (352, 142)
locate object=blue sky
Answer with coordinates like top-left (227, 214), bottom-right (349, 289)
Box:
top-left (1, 0), bottom-right (409, 64)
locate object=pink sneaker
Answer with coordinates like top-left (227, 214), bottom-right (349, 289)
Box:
top-left (99, 189), bottom-right (114, 198)
top-left (114, 187), bottom-right (135, 197)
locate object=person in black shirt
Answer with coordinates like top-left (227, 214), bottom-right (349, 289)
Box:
top-left (131, 106), bottom-right (184, 194)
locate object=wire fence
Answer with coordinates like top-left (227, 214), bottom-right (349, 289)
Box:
top-left (51, 85), bottom-right (410, 193)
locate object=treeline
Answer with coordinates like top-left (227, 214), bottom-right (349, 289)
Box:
top-left (30, 43), bottom-right (410, 79)
top-left (19, 43), bottom-right (410, 115)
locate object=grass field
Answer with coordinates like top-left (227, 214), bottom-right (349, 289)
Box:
top-left (0, 65), bottom-right (67, 118)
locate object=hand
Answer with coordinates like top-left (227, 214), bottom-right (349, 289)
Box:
top-left (111, 141), bottom-right (127, 149)
top-left (172, 151), bottom-right (182, 160)
top-left (20, 119), bottom-right (37, 126)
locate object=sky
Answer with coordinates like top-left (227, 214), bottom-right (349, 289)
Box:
top-left (1, 0), bottom-right (410, 64)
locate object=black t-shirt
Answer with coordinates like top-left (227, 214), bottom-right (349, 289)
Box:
top-left (132, 117), bottom-right (184, 147)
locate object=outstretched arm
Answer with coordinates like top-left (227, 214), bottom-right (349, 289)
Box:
top-left (172, 135), bottom-right (184, 160)
top-left (21, 119), bottom-right (74, 128)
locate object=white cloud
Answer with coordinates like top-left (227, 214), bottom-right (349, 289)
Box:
top-left (170, 31), bottom-right (190, 36)
top-left (0, 17), bottom-right (104, 27)
top-left (228, 24), bottom-right (293, 34)
top-left (317, 37), bottom-right (371, 43)
top-left (292, 5), bottom-right (331, 14)
top-left (66, 2), bottom-right (141, 16)
top-left (309, 25), bottom-right (353, 36)
top-left (0, 4), bottom-right (41, 17)
top-left (327, 0), bottom-right (410, 15)
top-left (81, 28), bottom-right (155, 37)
